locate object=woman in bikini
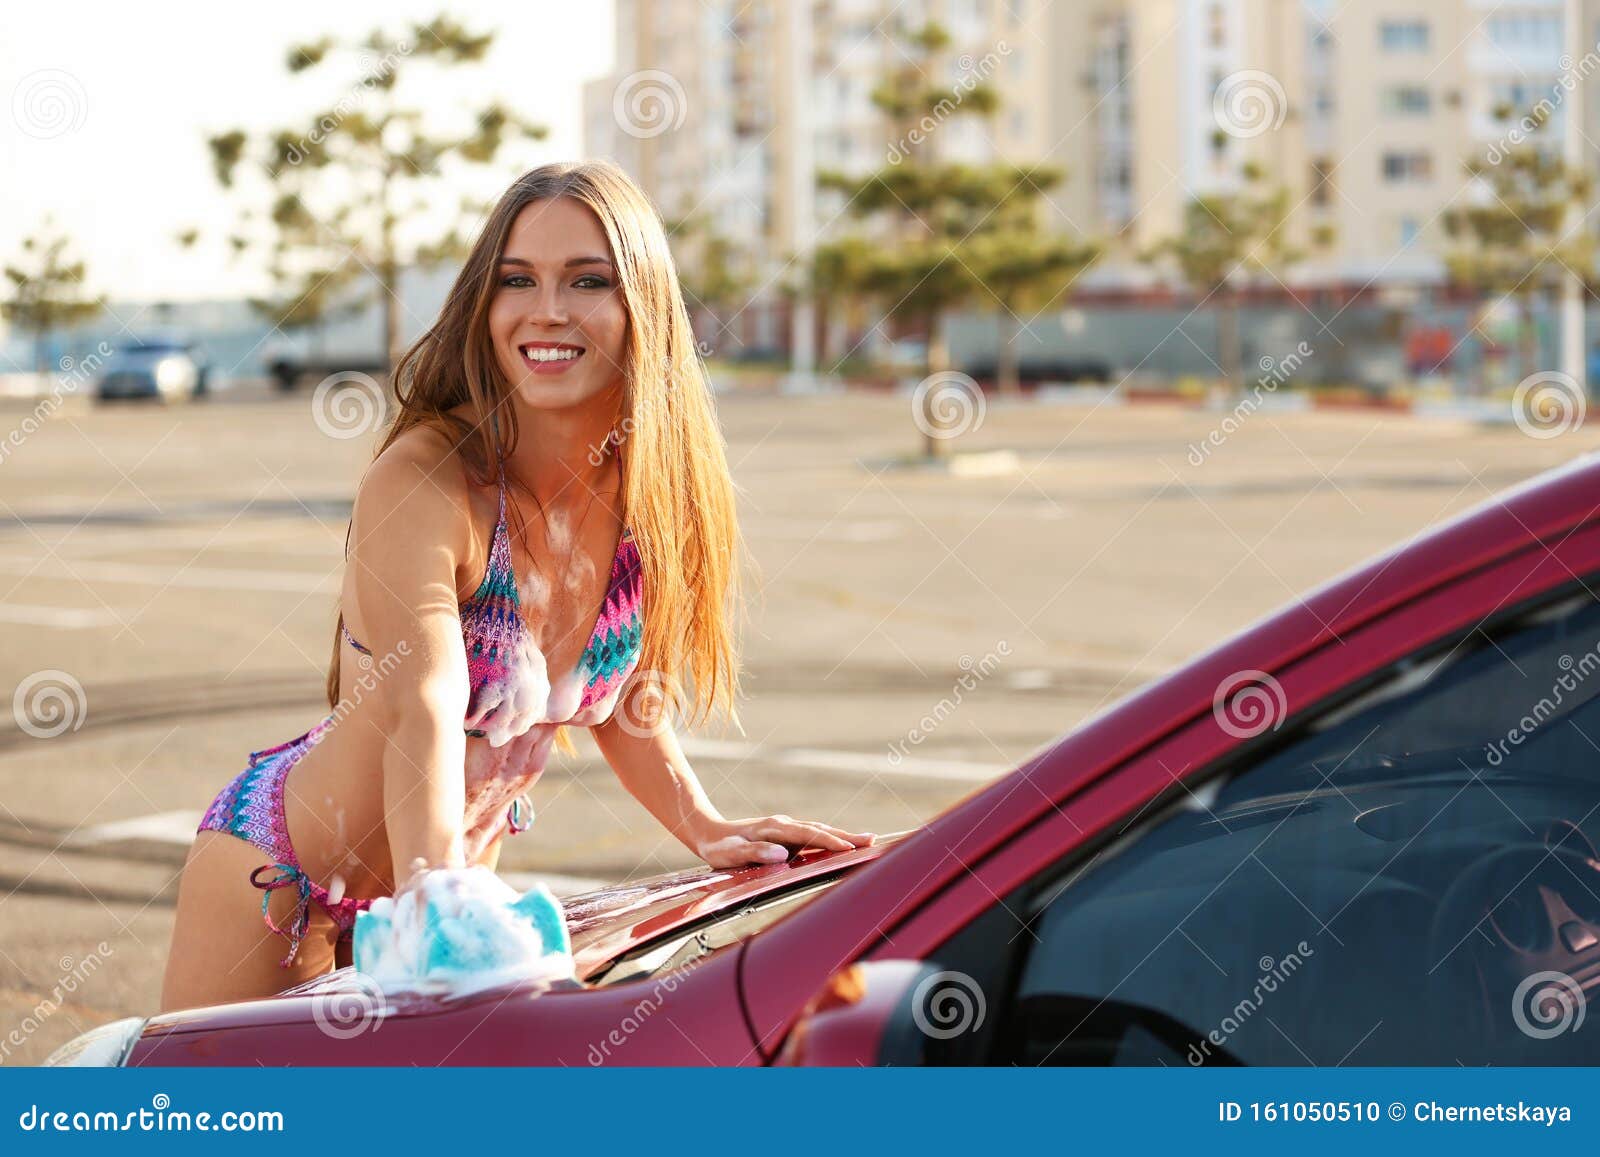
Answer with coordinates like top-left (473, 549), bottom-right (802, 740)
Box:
top-left (161, 160), bottom-right (874, 1010)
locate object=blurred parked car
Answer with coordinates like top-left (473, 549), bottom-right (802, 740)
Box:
top-left (260, 336), bottom-right (388, 393)
top-left (95, 339), bottom-right (210, 401)
top-left (959, 356), bottom-right (1114, 385)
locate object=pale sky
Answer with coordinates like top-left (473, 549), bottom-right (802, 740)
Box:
top-left (1, 0), bottom-right (617, 307)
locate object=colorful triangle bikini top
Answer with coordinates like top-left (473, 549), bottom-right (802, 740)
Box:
top-left (342, 466), bottom-right (644, 736)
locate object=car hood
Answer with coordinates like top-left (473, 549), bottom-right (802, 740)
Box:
top-left (140, 836), bottom-right (903, 1038)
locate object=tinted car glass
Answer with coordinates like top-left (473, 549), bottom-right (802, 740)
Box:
top-left (1008, 584), bottom-right (1600, 1065)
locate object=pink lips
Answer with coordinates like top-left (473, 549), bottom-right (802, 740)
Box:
top-left (519, 342), bottom-right (586, 376)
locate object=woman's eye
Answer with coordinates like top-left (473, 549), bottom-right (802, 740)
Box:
top-left (499, 274), bottom-right (609, 289)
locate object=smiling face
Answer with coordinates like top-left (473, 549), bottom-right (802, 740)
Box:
top-left (487, 197), bottom-right (629, 411)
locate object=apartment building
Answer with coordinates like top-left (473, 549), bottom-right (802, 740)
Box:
top-left (584, 0), bottom-right (1600, 350)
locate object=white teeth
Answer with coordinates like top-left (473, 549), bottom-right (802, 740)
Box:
top-left (522, 346), bottom-right (581, 363)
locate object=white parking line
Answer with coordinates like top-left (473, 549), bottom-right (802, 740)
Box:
top-left (64, 810), bottom-right (203, 847)
top-left (745, 519), bottom-right (904, 543)
top-left (61, 811), bottom-right (611, 898)
top-left (0, 603), bottom-right (127, 629)
top-left (678, 737), bottom-right (1002, 781)
top-left (0, 556), bottom-right (335, 592)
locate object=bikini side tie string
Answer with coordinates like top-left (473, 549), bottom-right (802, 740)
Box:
top-left (250, 863), bottom-right (313, 968)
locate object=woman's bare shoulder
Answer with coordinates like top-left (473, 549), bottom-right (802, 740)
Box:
top-left (353, 426), bottom-right (473, 549)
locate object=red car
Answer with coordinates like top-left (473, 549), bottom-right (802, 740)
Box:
top-left (49, 453), bottom-right (1600, 1066)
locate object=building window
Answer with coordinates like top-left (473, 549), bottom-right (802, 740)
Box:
top-left (1379, 20), bottom-right (1429, 52)
top-left (1382, 151), bottom-right (1433, 183)
top-left (1382, 85), bottom-right (1431, 114)
top-left (1399, 216), bottom-right (1421, 247)
top-left (1309, 158), bottom-right (1334, 208)
top-left (1488, 14), bottom-right (1561, 50)
top-left (1491, 80), bottom-right (1561, 127)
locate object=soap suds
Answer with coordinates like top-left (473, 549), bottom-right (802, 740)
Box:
top-left (353, 866), bottom-right (574, 999)
top-left (468, 632), bottom-right (553, 747)
top-left (544, 667), bottom-right (585, 724)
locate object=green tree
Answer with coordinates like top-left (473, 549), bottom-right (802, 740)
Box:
top-left (1142, 162), bottom-right (1326, 400)
top-left (206, 14), bottom-right (545, 373)
top-left (967, 222), bottom-right (1101, 396)
top-left (666, 212), bottom-right (753, 355)
top-left (1442, 105), bottom-right (1596, 390)
top-left (816, 20), bottom-right (1096, 455)
top-left (807, 235), bottom-right (877, 367)
top-left (2, 218), bottom-right (105, 375)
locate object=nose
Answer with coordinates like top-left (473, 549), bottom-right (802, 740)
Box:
top-left (528, 279), bottom-right (569, 327)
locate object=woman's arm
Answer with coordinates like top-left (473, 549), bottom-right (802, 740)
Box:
top-left (345, 435), bottom-right (476, 885)
top-left (590, 687), bottom-right (874, 868)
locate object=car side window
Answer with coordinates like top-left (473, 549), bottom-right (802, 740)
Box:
top-left (993, 583), bottom-right (1600, 1065)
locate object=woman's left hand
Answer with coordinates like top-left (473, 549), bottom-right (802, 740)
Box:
top-left (693, 815), bottom-right (875, 869)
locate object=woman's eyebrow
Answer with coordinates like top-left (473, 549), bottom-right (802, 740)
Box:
top-left (498, 255), bottom-right (614, 269)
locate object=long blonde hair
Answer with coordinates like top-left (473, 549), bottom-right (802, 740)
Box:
top-left (328, 159), bottom-right (744, 755)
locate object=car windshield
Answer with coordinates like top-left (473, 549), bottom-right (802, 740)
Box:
top-left (1015, 583), bottom-right (1600, 1065)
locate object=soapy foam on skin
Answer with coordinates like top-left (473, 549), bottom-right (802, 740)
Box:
top-left (354, 865), bottom-right (575, 998)
top-left (465, 516), bottom-right (611, 748)
top-left (474, 631), bottom-right (553, 747)
top-left (470, 528), bottom-right (614, 745)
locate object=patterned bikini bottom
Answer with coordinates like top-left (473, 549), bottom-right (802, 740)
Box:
top-left (196, 717), bottom-right (371, 967)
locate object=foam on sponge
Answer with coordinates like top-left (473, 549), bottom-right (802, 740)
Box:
top-left (353, 865), bottom-right (575, 998)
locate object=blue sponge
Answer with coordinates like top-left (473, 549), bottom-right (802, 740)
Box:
top-left (353, 868), bottom-right (574, 993)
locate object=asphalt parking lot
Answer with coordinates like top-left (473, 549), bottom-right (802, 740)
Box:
top-left (0, 379), bottom-right (1595, 1062)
